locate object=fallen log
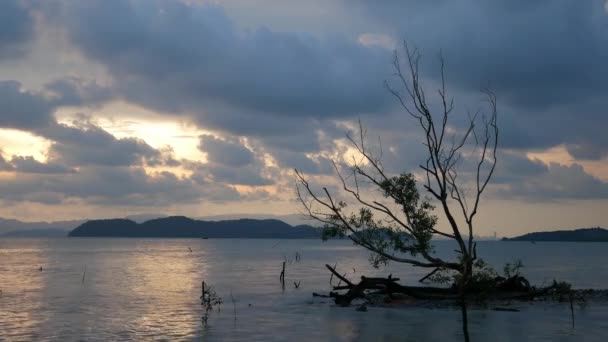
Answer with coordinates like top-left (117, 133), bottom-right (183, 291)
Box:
top-left (320, 265), bottom-right (549, 307)
top-left (330, 275), bottom-right (459, 306)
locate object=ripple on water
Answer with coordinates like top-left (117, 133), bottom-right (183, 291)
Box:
top-left (1, 238), bottom-right (608, 341)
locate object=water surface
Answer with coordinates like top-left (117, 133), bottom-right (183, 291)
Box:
top-left (1, 238), bottom-right (607, 341)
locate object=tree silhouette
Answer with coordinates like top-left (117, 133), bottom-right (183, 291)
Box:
top-left (295, 41), bottom-right (498, 342)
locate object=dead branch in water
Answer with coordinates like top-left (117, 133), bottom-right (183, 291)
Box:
top-left (318, 265), bottom-right (560, 307)
top-left (325, 264), bottom-right (353, 288)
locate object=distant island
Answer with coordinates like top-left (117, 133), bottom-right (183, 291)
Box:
top-left (504, 227), bottom-right (608, 242)
top-left (68, 216), bottom-right (321, 239)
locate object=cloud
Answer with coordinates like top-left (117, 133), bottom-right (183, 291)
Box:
top-left (272, 150), bottom-right (334, 175)
top-left (0, 81), bottom-right (56, 130)
top-left (0, 1), bottom-right (35, 59)
top-left (0, 152), bottom-right (14, 171)
top-left (193, 134), bottom-right (275, 186)
top-left (45, 0), bottom-right (392, 132)
top-left (10, 155), bottom-right (75, 174)
top-left (0, 165), bottom-right (240, 206)
top-left (1, 0), bottom-right (606, 219)
top-left (39, 120), bottom-right (161, 167)
top-left (192, 163), bottom-right (274, 187)
top-left (496, 98), bottom-right (608, 160)
top-left (0, 78), bottom-right (113, 132)
top-left (493, 151), bottom-right (549, 184)
top-left (199, 134), bottom-right (254, 167)
top-left (355, 0), bottom-right (608, 101)
top-left (566, 141), bottom-right (607, 161)
top-left (352, 0), bottom-right (608, 160)
top-left (44, 78), bottom-right (113, 108)
top-left (496, 157), bottom-right (608, 200)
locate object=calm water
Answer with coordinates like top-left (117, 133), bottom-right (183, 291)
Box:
top-left (1, 238), bottom-right (607, 341)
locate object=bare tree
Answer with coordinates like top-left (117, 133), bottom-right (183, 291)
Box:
top-left (295, 42), bottom-right (498, 339)
top-left (295, 42), bottom-right (498, 341)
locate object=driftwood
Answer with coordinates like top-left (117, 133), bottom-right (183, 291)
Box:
top-left (322, 264), bottom-right (550, 307)
top-left (324, 264), bottom-right (458, 306)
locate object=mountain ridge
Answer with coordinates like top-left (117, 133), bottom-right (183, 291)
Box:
top-left (0, 213), bottom-right (311, 234)
top-left (68, 216), bottom-right (321, 239)
top-left (504, 227), bottom-right (608, 242)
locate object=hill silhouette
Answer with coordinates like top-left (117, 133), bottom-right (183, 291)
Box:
top-left (505, 227), bottom-right (608, 242)
top-left (68, 216), bottom-right (321, 239)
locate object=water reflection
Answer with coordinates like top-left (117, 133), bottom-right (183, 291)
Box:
top-left (1, 239), bottom-right (211, 340)
top-left (1, 239), bottom-right (608, 341)
top-left (0, 240), bottom-right (49, 340)
top-left (78, 240), bottom-right (211, 340)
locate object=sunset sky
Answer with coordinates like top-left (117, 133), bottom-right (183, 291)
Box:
top-left (1, 0), bottom-right (608, 236)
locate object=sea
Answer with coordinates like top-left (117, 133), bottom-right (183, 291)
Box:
top-left (1, 238), bottom-right (607, 341)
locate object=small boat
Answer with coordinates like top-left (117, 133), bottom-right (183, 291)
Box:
top-left (201, 237), bottom-right (209, 239)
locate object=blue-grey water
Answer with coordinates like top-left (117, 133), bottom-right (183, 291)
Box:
top-left (1, 238), bottom-right (607, 341)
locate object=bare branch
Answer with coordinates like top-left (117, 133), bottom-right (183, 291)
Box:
top-left (295, 42), bottom-right (498, 283)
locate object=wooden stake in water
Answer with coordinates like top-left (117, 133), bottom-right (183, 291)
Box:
top-left (230, 290), bottom-right (237, 322)
top-left (201, 281), bottom-right (206, 305)
top-left (569, 292), bottom-right (575, 329)
top-left (82, 265), bottom-right (87, 284)
top-left (280, 261), bottom-right (286, 290)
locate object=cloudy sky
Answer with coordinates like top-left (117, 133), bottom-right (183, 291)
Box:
top-left (0, 0), bottom-right (607, 236)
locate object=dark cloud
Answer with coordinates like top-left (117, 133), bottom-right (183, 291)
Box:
top-left (0, 81), bottom-right (56, 130)
top-left (0, 0), bottom-right (35, 59)
top-left (39, 121), bottom-right (161, 167)
top-left (192, 163), bottom-right (274, 187)
top-left (56, 167), bottom-right (233, 206)
top-left (272, 150), bottom-right (334, 175)
top-left (193, 135), bottom-right (275, 186)
top-left (353, 0), bottom-right (608, 159)
top-left (0, 166), bottom-right (240, 206)
top-left (493, 151), bottom-right (548, 184)
top-left (48, 0), bottom-right (392, 127)
top-left (566, 142), bottom-right (606, 161)
top-left (2, 0), bottom-right (607, 213)
top-left (10, 156), bottom-right (75, 174)
top-left (355, 0), bottom-right (608, 104)
top-left (497, 99), bottom-right (608, 160)
top-left (145, 146), bottom-right (181, 168)
top-left (0, 78), bottom-right (113, 131)
top-left (44, 78), bottom-right (113, 108)
top-left (498, 162), bottom-right (608, 200)
top-left (198, 134), bottom-right (254, 167)
top-left (194, 110), bottom-right (333, 153)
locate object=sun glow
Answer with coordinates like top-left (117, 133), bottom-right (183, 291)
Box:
top-left (0, 129), bottom-right (51, 162)
top-left (55, 101), bottom-right (211, 161)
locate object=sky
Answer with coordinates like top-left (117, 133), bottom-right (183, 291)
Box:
top-left (0, 0), bottom-right (607, 236)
